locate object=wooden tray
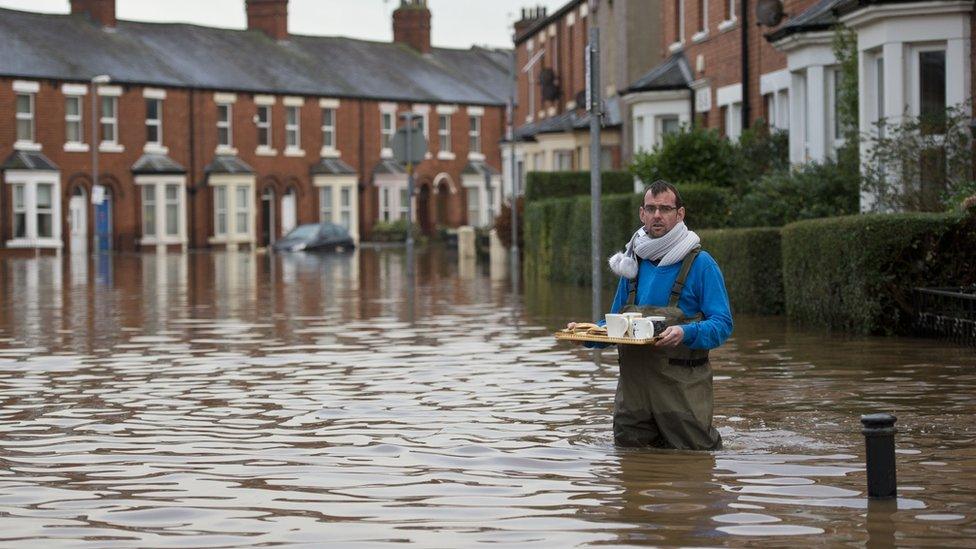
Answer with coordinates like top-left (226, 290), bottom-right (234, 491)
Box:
top-left (554, 330), bottom-right (661, 345)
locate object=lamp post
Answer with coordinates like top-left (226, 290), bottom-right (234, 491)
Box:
top-left (90, 74), bottom-right (111, 253)
top-left (398, 112), bottom-right (423, 249)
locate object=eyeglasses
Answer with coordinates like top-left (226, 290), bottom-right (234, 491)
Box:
top-left (642, 204), bottom-right (678, 215)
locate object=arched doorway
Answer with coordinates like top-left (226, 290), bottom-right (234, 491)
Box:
top-left (433, 173), bottom-right (454, 228)
top-left (69, 186), bottom-right (88, 254)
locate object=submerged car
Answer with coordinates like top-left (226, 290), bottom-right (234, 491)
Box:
top-left (272, 223), bottom-right (355, 252)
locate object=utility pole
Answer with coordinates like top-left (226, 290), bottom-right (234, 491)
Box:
top-left (508, 52), bottom-right (520, 283)
top-left (587, 26), bottom-right (602, 321)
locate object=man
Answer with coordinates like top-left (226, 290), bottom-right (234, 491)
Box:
top-left (574, 180), bottom-right (732, 450)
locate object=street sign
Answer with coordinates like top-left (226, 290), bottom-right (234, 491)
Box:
top-left (391, 127), bottom-right (427, 165)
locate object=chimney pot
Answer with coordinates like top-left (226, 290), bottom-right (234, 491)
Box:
top-left (70, 0), bottom-right (115, 27)
top-left (246, 0), bottom-right (289, 41)
top-left (393, 0), bottom-right (432, 54)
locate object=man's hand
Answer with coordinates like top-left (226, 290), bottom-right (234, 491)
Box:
top-left (566, 322), bottom-right (577, 330)
top-left (654, 325), bottom-right (684, 347)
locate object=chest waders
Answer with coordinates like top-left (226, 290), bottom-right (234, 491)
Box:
top-left (615, 247), bottom-right (722, 451)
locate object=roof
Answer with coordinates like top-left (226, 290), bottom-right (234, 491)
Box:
top-left (514, 96), bottom-right (622, 140)
top-left (372, 159), bottom-right (406, 175)
top-left (311, 157), bottom-right (357, 176)
top-left (626, 52), bottom-right (693, 93)
top-left (514, 0), bottom-right (586, 45)
top-left (765, 0), bottom-right (844, 42)
top-left (1, 150), bottom-right (58, 171)
top-left (462, 161), bottom-right (500, 177)
top-left (0, 7), bottom-right (511, 106)
top-left (131, 153), bottom-right (186, 174)
top-left (204, 155), bottom-right (254, 175)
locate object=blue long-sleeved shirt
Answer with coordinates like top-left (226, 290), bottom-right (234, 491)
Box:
top-left (603, 251), bottom-right (733, 349)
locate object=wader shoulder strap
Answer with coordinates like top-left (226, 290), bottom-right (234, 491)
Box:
top-left (626, 275), bottom-right (638, 306)
top-left (668, 247), bottom-right (702, 308)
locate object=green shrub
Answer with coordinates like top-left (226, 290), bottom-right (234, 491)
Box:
top-left (631, 126), bottom-right (739, 188)
top-left (731, 159), bottom-right (860, 227)
top-left (734, 122), bottom-right (789, 190)
top-left (493, 197), bottom-right (524, 250)
top-left (674, 183), bottom-right (733, 228)
top-left (524, 171), bottom-right (634, 201)
top-left (700, 228), bottom-right (783, 315)
top-left (781, 212), bottom-right (976, 334)
top-left (369, 219), bottom-right (422, 242)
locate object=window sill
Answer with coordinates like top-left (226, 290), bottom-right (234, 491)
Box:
top-left (668, 41), bottom-right (684, 53)
top-left (99, 143), bottom-right (124, 153)
top-left (692, 30), bottom-right (709, 43)
top-left (215, 145), bottom-right (238, 156)
top-left (284, 148), bottom-right (306, 158)
top-left (14, 141), bottom-right (42, 152)
top-left (437, 151), bottom-right (456, 161)
top-left (64, 142), bottom-right (90, 153)
top-left (140, 236), bottom-right (187, 246)
top-left (208, 235), bottom-right (255, 245)
top-left (144, 144), bottom-right (169, 155)
top-left (718, 19), bottom-right (737, 32)
top-left (320, 147), bottom-right (341, 158)
top-left (256, 146), bottom-right (278, 157)
top-left (6, 238), bottom-right (62, 249)
top-left (468, 152), bottom-right (486, 162)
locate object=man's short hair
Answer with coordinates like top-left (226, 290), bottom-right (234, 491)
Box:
top-left (644, 179), bottom-right (684, 208)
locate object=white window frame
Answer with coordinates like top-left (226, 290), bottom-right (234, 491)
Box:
top-left (692, 0), bottom-right (709, 42)
top-left (137, 176), bottom-right (187, 247)
top-left (208, 175), bottom-right (256, 247)
top-left (217, 103), bottom-right (234, 152)
top-left (468, 108), bottom-right (484, 160)
top-left (717, 83), bottom-right (743, 140)
top-left (320, 98), bottom-right (341, 157)
top-left (465, 182), bottom-right (482, 227)
top-left (319, 186), bottom-right (333, 223)
top-left (379, 102), bottom-right (397, 159)
top-left (339, 186), bottom-right (353, 232)
top-left (15, 92), bottom-right (37, 150)
top-left (235, 185), bottom-right (251, 236)
top-left (285, 102), bottom-right (304, 156)
top-left (826, 66), bottom-right (846, 154)
top-left (97, 85), bottom-right (124, 153)
top-left (145, 97), bottom-right (165, 151)
top-left (5, 170), bottom-right (62, 249)
top-left (909, 44), bottom-right (948, 121)
top-left (719, 0), bottom-right (738, 31)
top-left (64, 95), bottom-right (88, 152)
top-left (255, 96), bottom-right (276, 156)
top-left (375, 175), bottom-right (410, 223)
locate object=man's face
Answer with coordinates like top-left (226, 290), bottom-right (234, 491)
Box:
top-left (639, 189), bottom-right (685, 238)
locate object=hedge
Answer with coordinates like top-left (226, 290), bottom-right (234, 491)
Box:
top-left (700, 228), bottom-right (783, 315)
top-left (524, 171), bottom-right (633, 202)
top-left (781, 212), bottom-right (976, 335)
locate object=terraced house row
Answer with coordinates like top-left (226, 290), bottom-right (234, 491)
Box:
top-left (0, 0), bottom-right (510, 254)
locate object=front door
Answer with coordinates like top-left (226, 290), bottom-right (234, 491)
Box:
top-left (418, 184), bottom-right (431, 234)
top-left (281, 189), bottom-right (296, 235)
top-left (69, 189), bottom-right (87, 254)
top-left (95, 191), bottom-right (112, 252)
top-left (261, 189), bottom-right (274, 247)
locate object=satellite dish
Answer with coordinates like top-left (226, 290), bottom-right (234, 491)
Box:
top-left (755, 0), bottom-right (785, 27)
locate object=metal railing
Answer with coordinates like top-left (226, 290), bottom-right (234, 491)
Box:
top-left (913, 286), bottom-right (976, 346)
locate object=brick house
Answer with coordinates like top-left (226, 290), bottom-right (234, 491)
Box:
top-left (503, 0), bottom-right (663, 198)
top-left (0, 0), bottom-right (510, 255)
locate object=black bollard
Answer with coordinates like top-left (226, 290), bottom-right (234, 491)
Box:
top-left (861, 413), bottom-right (897, 499)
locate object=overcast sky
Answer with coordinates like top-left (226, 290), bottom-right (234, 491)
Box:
top-left (0, 0), bottom-right (568, 49)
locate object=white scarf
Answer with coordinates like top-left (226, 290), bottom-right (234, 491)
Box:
top-left (608, 222), bottom-right (700, 279)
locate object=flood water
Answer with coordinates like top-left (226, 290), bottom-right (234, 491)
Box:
top-left (0, 247), bottom-right (974, 547)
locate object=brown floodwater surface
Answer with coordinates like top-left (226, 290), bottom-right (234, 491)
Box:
top-left (0, 248), bottom-right (973, 547)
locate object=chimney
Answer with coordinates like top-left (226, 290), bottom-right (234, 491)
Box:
top-left (514, 5), bottom-right (547, 42)
top-left (70, 0), bottom-right (116, 28)
top-left (246, 0), bottom-right (289, 41)
top-left (393, 0), bottom-right (432, 54)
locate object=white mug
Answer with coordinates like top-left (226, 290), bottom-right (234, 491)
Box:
top-left (605, 314), bottom-right (630, 338)
top-left (633, 318), bottom-right (656, 339)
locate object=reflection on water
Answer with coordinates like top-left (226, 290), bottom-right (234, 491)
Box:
top-left (0, 248), bottom-right (974, 546)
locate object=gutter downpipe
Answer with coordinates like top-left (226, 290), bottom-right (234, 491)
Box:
top-left (740, 0), bottom-right (751, 130)
top-left (188, 88), bottom-right (196, 250)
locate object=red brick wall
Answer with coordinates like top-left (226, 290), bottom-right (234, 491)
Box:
top-left (0, 77), bottom-right (505, 251)
top-left (660, 0), bottom-right (820, 131)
